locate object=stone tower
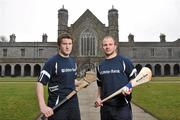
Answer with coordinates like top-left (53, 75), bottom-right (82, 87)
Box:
top-left (108, 5), bottom-right (119, 42)
top-left (58, 5), bottom-right (68, 36)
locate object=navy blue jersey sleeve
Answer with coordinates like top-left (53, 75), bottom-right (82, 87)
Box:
top-left (123, 57), bottom-right (137, 80)
top-left (96, 66), bottom-right (102, 87)
top-left (38, 59), bottom-right (54, 85)
top-left (74, 60), bottom-right (78, 79)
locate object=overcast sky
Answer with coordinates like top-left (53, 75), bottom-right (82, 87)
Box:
top-left (0, 0), bottom-right (180, 42)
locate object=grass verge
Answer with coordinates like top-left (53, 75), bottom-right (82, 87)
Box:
top-left (0, 77), bottom-right (180, 120)
top-left (132, 82), bottom-right (180, 120)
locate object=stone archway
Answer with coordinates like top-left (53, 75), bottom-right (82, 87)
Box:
top-left (0, 65), bottom-right (1, 76)
top-left (155, 64), bottom-right (161, 76)
top-left (174, 64), bottom-right (180, 76)
top-left (5, 64), bottom-right (11, 76)
top-left (135, 64), bottom-right (142, 74)
top-left (164, 64), bottom-right (170, 76)
top-left (145, 64), bottom-right (152, 70)
top-left (14, 64), bottom-right (21, 76)
top-left (24, 64), bottom-right (31, 76)
top-left (34, 64), bottom-right (41, 77)
top-left (79, 63), bottom-right (95, 77)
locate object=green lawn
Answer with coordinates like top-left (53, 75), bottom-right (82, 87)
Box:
top-left (152, 76), bottom-right (180, 81)
top-left (0, 82), bottom-right (39, 120)
top-left (0, 77), bottom-right (180, 120)
top-left (132, 80), bottom-right (180, 120)
top-left (0, 77), bottom-right (36, 82)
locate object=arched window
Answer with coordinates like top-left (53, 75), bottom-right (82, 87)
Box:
top-left (80, 29), bottom-right (97, 56)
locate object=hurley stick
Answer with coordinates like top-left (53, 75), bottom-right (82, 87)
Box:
top-left (101, 67), bottom-right (152, 103)
top-left (35, 71), bottom-right (96, 120)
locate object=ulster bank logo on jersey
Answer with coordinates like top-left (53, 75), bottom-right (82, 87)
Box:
top-left (100, 69), bottom-right (121, 75)
top-left (61, 68), bottom-right (76, 73)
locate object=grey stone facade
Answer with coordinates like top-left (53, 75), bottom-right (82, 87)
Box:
top-left (0, 7), bottom-right (179, 77)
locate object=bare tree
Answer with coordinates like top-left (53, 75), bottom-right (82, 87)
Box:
top-left (0, 36), bottom-right (8, 42)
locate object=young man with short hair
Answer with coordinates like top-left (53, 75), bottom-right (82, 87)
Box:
top-left (36, 33), bottom-right (81, 120)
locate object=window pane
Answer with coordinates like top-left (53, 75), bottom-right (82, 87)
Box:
top-left (80, 29), bottom-right (96, 56)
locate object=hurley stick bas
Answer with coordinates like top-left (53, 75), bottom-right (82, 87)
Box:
top-left (35, 71), bottom-right (97, 120)
top-left (101, 67), bottom-right (152, 103)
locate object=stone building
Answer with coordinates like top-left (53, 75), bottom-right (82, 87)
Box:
top-left (0, 6), bottom-right (180, 77)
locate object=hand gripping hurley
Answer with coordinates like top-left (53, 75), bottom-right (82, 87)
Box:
top-left (101, 67), bottom-right (152, 103)
top-left (35, 71), bottom-right (97, 120)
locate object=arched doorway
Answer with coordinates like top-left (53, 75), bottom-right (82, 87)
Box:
top-left (24, 64), bottom-right (31, 76)
top-left (0, 65), bottom-right (2, 76)
top-left (79, 63), bottom-right (95, 77)
top-left (155, 64), bottom-right (161, 76)
top-left (14, 64), bottom-right (21, 76)
top-left (174, 64), bottom-right (180, 76)
top-left (135, 64), bottom-right (142, 74)
top-left (34, 64), bottom-right (41, 77)
top-left (5, 64), bottom-right (11, 76)
top-left (164, 64), bottom-right (170, 76)
top-left (145, 64), bottom-right (152, 70)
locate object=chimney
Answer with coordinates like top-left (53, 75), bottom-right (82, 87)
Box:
top-left (42, 33), bottom-right (48, 42)
top-left (10, 34), bottom-right (16, 42)
top-left (160, 33), bottom-right (166, 42)
top-left (128, 33), bottom-right (134, 42)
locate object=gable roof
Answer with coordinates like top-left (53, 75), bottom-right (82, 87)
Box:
top-left (72, 9), bottom-right (105, 26)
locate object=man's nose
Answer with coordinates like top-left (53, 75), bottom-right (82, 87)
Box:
top-left (66, 45), bottom-right (70, 48)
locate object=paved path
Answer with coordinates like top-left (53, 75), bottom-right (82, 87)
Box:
top-left (78, 82), bottom-right (158, 120)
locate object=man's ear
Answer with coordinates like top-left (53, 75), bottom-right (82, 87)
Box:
top-left (114, 44), bottom-right (117, 50)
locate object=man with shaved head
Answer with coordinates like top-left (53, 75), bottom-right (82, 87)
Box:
top-left (95, 35), bottom-right (137, 120)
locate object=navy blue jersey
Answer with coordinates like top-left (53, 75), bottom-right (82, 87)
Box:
top-left (38, 54), bottom-right (78, 108)
top-left (97, 55), bottom-right (137, 107)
